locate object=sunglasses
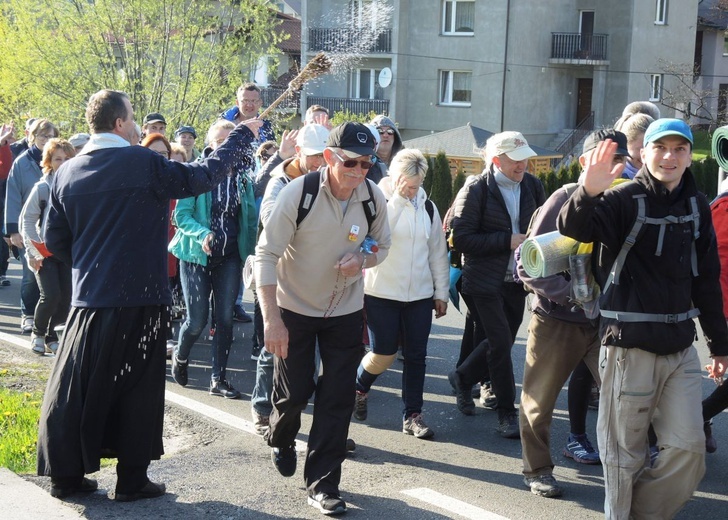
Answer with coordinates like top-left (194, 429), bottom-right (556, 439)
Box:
top-left (331, 150), bottom-right (373, 170)
top-left (377, 128), bottom-right (395, 135)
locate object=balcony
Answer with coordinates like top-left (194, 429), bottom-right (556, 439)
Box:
top-left (309, 28), bottom-right (392, 54)
top-left (549, 33), bottom-right (609, 65)
top-left (306, 96), bottom-right (390, 116)
top-left (261, 87), bottom-right (300, 113)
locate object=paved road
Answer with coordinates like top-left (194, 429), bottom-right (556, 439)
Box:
top-left (1, 259), bottom-right (726, 519)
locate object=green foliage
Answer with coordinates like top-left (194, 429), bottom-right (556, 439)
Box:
top-left (568, 159), bottom-right (582, 183)
top-left (0, 387), bottom-right (42, 473)
top-left (423, 155), bottom-right (434, 196)
top-left (330, 110), bottom-right (377, 127)
top-left (694, 157), bottom-right (719, 200)
top-left (452, 168), bottom-right (466, 197)
top-left (0, 0), bottom-right (283, 133)
top-left (429, 152), bottom-right (453, 219)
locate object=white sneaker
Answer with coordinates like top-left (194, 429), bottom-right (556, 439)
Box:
top-left (45, 341), bottom-right (59, 354)
top-left (21, 317), bottom-right (34, 334)
top-left (30, 334), bottom-right (45, 355)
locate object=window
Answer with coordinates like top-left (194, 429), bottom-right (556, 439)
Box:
top-left (352, 0), bottom-right (381, 31)
top-left (443, 0), bottom-right (475, 35)
top-left (723, 32), bottom-right (728, 55)
top-left (655, 0), bottom-right (667, 25)
top-left (649, 74), bottom-right (663, 102)
top-left (440, 71), bottom-right (472, 106)
top-left (350, 69), bottom-right (384, 99)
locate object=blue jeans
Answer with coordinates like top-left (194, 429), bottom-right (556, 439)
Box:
top-left (177, 254), bottom-right (241, 382)
top-left (358, 296), bottom-right (433, 417)
top-left (20, 249), bottom-right (40, 317)
top-left (251, 346), bottom-right (274, 415)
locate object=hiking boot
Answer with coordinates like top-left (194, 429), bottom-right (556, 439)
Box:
top-left (271, 444), bottom-right (296, 477)
top-left (403, 413), bottom-right (434, 439)
top-left (479, 382), bottom-right (497, 410)
top-left (308, 492), bottom-right (347, 515)
top-left (210, 379), bottom-right (241, 399)
top-left (251, 408), bottom-right (270, 437)
top-left (705, 420), bottom-right (718, 453)
top-left (563, 433), bottom-right (601, 464)
top-left (524, 474), bottom-right (563, 498)
top-left (172, 354), bottom-right (188, 386)
top-left (30, 334), bottom-right (46, 355)
top-left (353, 391), bottom-right (368, 421)
top-left (497, 412), bottom-right (520, 439)
top-left (448, 370), bottom-right (475, 415)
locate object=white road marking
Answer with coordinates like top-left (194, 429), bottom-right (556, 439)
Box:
top-left (402, 488), bottom-right (510, 520)
top-left (0, 331), bottom-right (30, 349)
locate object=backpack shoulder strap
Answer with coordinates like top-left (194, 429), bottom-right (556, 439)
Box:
top-left (296, 171), bottom-right (321, 227)
top-left (362, 178), bottom-right (377, 229)
top-left (425, 199), bottom-right (434, 224)
top-left (604, 193), bottom-right (647, 289)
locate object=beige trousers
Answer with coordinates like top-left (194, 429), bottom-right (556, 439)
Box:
top-left (598, 345), bottom-right (706, 520)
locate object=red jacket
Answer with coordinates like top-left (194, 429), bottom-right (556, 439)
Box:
top-left (0, 144), bottom-right (12, 180)
top-left (711, 193), bottom-right (728, 319)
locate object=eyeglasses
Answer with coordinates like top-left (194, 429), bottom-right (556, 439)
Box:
top-left (331, 150), bottom-right (373, 170)
top-left (377, 128), bottom-right (395, 136)
top-left (37, 133), bottom-right (56, 139)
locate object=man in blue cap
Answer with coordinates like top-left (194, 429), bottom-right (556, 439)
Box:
top-left (558, 119), bottom-right (728, 519)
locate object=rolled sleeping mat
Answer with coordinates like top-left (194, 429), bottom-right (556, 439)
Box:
top-left (520, 230), bottom-right (579, 278)
top-left (712, 125), bottom-right (728, 171)
top-left (243, 255), bottom-right (256, 290)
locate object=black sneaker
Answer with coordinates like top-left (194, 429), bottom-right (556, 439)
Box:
top-left (209, 379), bottom-right (241, 399)
top-left (115, 480), bottom-right (166, 502)
top-left (353, 391), bottom-right (368, 421)
top-left (448, 370), bottom-right (475, 415)
top-left (172, 355), bottom-right (188, 387)
top-left (250, 344), bottom-right (262, 361)
top-left (0, 275), bottom-right (10, 287)
top-left (497, 412), bottom-right (520, 439)
top-left (479, 382), bottom-right (497, 410)
top-left (50, 477), bottom-right (98, 499)
top-left (308, 492), bottom-right (347, 515)
top-left (271, 444), bottom-right (296, 477)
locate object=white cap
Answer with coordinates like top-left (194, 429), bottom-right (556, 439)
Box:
top-left (296, 124), bottom-right (329, 155)
top-left (486, 131), bottom-right (537, 161)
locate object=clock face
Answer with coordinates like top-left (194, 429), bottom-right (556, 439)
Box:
top-left (378, 68), bottom-right (392, 88)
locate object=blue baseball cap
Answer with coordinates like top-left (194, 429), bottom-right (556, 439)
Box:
top-left (643, 118), bottom-right (693, 146)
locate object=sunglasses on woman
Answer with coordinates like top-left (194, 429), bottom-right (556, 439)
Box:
top-left (377, 128), bottom-right (395, 136)
top-left (331, 150), bottom-right (374, 170)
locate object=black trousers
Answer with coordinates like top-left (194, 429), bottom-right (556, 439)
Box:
top-left (457, 282), bottom-right (526, 417)
top-left (268, 308), bottom-right (363, 496)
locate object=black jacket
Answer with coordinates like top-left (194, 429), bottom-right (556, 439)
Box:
top-left (451, 167), bottom-right (545, 296)
top-left (557, 167), bottom-right (728, 357)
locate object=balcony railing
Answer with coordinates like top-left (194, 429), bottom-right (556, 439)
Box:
top-left (309, 28), bottom-right (392, 53)
top-left (261, 87), bottom-right (300, 112)
top-left (306, 96), bottom-right (390, 116)
top-left (551, 33), bottom-right (608, 62)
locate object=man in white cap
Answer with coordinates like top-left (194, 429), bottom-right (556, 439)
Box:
top-left (448, 131), bottom-right (546, 439)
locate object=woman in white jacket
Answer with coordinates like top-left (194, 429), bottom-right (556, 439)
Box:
top-left (354, 149), bottom-right (449, 439)
top-left (19, 138), bottom-right (75, 354)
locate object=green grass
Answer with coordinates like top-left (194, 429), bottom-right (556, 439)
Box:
top-left (693, 129), bottom-right (711, 161)
top-left (0, 385), bottom-right (42, 473)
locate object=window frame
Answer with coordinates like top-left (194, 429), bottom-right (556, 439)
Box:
top-left (649, 74), bottom-right (663, 102)
top-left (723, 32), bottom-right (728, 56)
top-left (439, 70), bottom-right (472, 107)
top-left (350, 68), bottom-right (384, 100)
top-left (442, 0), bottom-right (475, 36)
top-left (655, 0), bottom-right (668, 25)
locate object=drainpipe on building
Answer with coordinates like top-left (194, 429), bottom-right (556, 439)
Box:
top-left (500, 0), bottom-right (511, 132)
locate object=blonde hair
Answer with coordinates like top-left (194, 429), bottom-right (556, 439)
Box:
top-left (614, 113), bottom-right (654, 144)
top-left (170, 143), bottom-right (188, 162)
top-left (206, 119), bottom-right (235, 145)
top-left (389, 149), bottom-right (428, 185)
top-left (41, 138), bottom-right (76, 174)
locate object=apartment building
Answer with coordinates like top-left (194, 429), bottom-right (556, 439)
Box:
top-left (300, 0), bottom-right (698, 148)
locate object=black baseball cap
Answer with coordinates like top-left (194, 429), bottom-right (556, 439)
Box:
top-left (326, 122), bottom-right (376, 157)
top-left (175, 125), bottom-right (197, 139)
top-left (582, 129), bottom-right (630, 157)
top-left (143, 112), bottom-right (166, 125)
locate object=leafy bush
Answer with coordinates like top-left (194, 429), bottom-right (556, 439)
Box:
top-left (0, 387), bottom-right (42, 473)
